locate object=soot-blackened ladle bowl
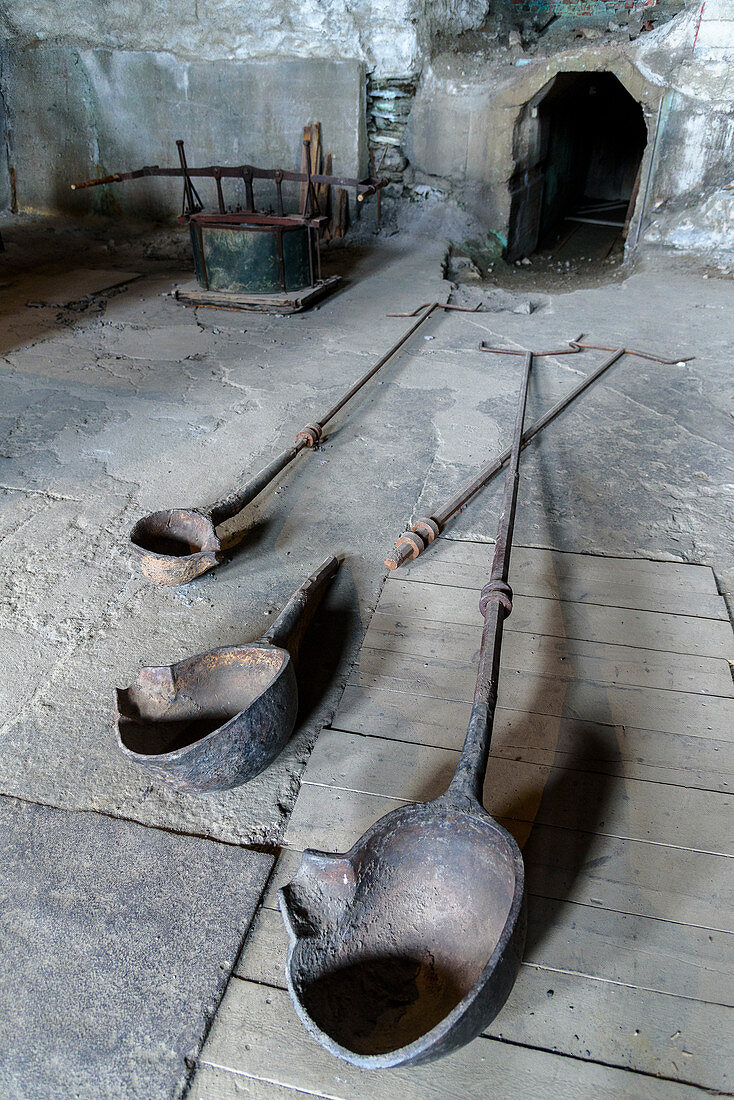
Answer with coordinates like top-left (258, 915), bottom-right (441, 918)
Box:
top-left (280, 348), bottom-right (536, 1067)
top-left (115, 555), bottom-right (339, 792)
top-left (280, 772), bottom-right (525, 1067)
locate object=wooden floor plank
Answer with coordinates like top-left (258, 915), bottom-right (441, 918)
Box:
top-left (349, 652), bottom-right (734, 740)
top-left (493, 964), bottom-right (731, 1092)
top-left (301, 729), bottom-right (734, 855)
top-left (524, 895), bottom-right (734, 1006)
top-left (400, 556), bottom-right (729, 620)
top-left (432, 541), bottom-right (720, 595)
top-left (284, 784), bottom-right (734, 932)
top-left (377, 580), bottom-right (733, 658)
top-left (201, 979), bottom-right (721, 1098)
top-left (334, 686), bottom-right (734, 792)
top-left (363, 614), bottom-right (734, 696)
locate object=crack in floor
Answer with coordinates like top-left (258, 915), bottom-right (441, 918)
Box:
top-left (0, 484), bottom-right (83, 501)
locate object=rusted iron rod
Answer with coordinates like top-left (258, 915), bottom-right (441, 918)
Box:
top-left (453, 347), bottom-right (533, 799)
top-left (71, 162), bottom-right (386, 201)
top-left (386, 302), bottom-right (485, 318)
top-left (479, 339), bottom-right (583, 357)
top-left (176, 139), bottom-right (203, 216)
top-left (177, 212), bottom-right (328, 228)
top-left (384, 338), bottom-right (693, 570)
top-left (568, 339), bottom-right (693, 364)
top-left (316, 301), bottom-right (480, 434)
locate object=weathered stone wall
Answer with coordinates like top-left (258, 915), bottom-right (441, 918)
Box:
top-left (404, 0), bottom-right (734, 258)
top-left (1, 0), bottom-right (732, 257)
top-left (0, 53), bottom-right (12, 213)
top-left (1, 0), bottom-right (489, 78)
top-left (635, 0), bottom-right (734, 254)
top-left (505, 0), bottom-right (628, 21)
top-left (0, 0), bottom-right (493, 215)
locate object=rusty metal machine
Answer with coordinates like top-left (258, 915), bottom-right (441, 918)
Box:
top-left (71, 138), bottom-right (386, 306)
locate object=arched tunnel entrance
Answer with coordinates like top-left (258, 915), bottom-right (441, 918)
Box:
top-left (507, 72), bottom-right (648, 263)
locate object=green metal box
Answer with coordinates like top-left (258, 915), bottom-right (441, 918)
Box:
top-left (189, 216), bottom-right (313, 294)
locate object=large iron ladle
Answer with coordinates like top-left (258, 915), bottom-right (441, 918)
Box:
top-left (280, 349), bottom-right (535, 1068)
top-left (129, 302), bottom-right (478, 586)
top-left (115, 555), bottom-right (338, 792)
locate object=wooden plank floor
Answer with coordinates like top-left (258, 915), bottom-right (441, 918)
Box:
top-left (190, 541), bottom-right (734, 1099)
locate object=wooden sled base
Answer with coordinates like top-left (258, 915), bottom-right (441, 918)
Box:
top-left (175, 275), bottom-right (341, 314)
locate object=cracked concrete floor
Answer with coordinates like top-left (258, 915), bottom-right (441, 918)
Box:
top-left (0, 217), bottom-right (732, 850)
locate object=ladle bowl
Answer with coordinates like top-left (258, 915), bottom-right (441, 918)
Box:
top-left (281, 795), bottom-right (525, 1067)
top-left (116, 643), bottom-right (295, 791)
top-left (115, 555), bottom-right (339, 791)
top-left (129, 509), bottom-right (222, 586)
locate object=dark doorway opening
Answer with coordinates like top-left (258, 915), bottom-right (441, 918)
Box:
top-left (507, 72), bottom-right (647, 263)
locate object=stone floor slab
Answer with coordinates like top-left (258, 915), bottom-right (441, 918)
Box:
top-left (0, 796), bottom-right (273, 1100)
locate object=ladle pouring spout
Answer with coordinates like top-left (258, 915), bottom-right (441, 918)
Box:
top-left (280, 352), bottom-right (535, 1067)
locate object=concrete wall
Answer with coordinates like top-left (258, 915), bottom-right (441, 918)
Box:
top-left (406, 49), bottom-right (662, 241)
top-left (0, 0), bottom-right (495, 216)
top-left (632, 1), bottom-right (734, 254)
top-left (0, 51), bottom-right (12, 212)
top-left (0, 0), bottom-right (490, 80)
top-left (690, 0), bottom-right (734, 55)
top-left (2, 0), bottom-right (732, 256)
top-left (0, 48), bottom-right (367, 218)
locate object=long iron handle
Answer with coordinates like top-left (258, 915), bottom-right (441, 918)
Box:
top-left (204, 303), bottom-right (472, 529)
top-left (71, 161), bottom-right (388, 197)
top-left (262, 555), bottom-right (340, 659)
top-left (316, 302), bottom-right (439, 432)
top-left (385, 346), bottom-right (628, 570)
top-left (207, 444), bottom-right (304, 527)
top-left (447, 352), bottom-right (534, 805)
top-left (71, 167), bottom-right (160, 189)
top-left (313, 301), bottom-right (482, 435)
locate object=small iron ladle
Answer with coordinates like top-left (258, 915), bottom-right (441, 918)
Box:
top-left (129, 302), bottom-right (478, 586)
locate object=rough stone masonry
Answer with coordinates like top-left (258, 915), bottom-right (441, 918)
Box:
top-left (2, 0), bottom-right (733, 259)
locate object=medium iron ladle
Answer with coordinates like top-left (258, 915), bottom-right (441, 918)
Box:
top-left (279, 350), bottom-right (535, 1067)
top-left (115, 555), bottom-right (338, 792)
